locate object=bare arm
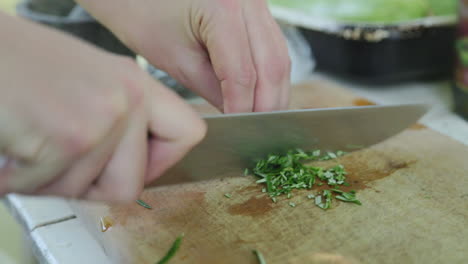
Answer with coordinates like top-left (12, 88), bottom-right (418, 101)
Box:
top-left (76, 0), bottom-right (291, 113)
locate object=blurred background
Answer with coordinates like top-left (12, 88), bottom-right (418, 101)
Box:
top-left (0, 0), bottom-right (465, 263)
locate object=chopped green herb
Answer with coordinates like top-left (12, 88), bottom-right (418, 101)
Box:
top-left (249, 149), bottom-right (361, 210)
top-left (156, 234), bottom-right (184, 264)
top-left (331, 189), bottom-right (343, 194)
top-left (314, 191), bottom-right (333, 210)
top-left (253, 250), bottom-right (267, 264)
top-left (333, 189), bottom-right (362, 205)
top-left (289, 202), bottom-right (296, 208)
top-left (244, 168), bottom-right (250, 176)
top-left (336, 150), bottom-right (346, 156)
top-left (318, 150), bottom-right (348, 161)
top-left (322, 190), bottom-right (332, 210)
top-left (315, 195), bottom-right (322, 205)
top-left (136, 199), bottom-right (152, 209)
top-left (256, 178), bottom-right (267, 183)
top-left (271, 197), bottom-right (277, 203)
top-left (224, 193), bottom-right (232, 198)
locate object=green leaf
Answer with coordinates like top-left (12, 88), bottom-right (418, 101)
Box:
top-left (156, 234), bottom-right (184, 264)
top-left (136, 199), bottom-right (152, 209)
top-left (253, 249), bottom-right (267, 264)
top-left (315, 195), bottom-right (322, 205)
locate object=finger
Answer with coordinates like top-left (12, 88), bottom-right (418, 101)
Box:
top-left (145, 138), bottom-right (191, 184)
top-left (143, 79), bottom-right (206, 183)
top-left (34, 119), bottom-right (125, 198)
top-left (167, 50), bottom-right (224, 110)
top-left (242, 0), bottom-right (291, 112)
top-left (85, 107), bottom-right (147, 202)
top-left (280, 75), bottom-right (291, 109)
top-left (200, 1), bottom-right (257, 113)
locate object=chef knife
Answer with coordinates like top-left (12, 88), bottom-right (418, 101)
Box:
top-left (158, 104), bottom-right (428, 185)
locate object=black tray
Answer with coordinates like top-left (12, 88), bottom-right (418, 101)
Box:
top-left (271, 7), bottom-right (457, 83)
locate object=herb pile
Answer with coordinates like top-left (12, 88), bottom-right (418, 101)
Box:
top-left (248, 149), bottom-right (361, 210)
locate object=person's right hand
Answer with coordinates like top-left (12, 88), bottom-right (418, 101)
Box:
top-left (0, 12), bottom-right (206, 202)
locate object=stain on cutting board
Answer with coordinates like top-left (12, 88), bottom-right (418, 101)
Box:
top-left (228, 195), bottom-right (274, 217)
top-left (337, 150), bottom-right (417, 192)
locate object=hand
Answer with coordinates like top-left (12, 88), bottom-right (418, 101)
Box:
top-left (77, 0), bottom-right (291, 113)
top-left (0, 13), bottom-right (206, 202)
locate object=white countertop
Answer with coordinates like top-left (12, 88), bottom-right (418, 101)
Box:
top-left (5, 73), bottom-right (468, 264)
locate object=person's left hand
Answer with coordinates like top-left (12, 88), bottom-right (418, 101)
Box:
top-left (77, 0), bottom-right (291, 113)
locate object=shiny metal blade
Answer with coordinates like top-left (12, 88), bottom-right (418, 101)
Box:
top-left (157, 104), bottom-right (428, 185)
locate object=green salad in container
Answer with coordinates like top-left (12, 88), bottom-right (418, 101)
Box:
top-left (269, 0), bottom-right (457, 23)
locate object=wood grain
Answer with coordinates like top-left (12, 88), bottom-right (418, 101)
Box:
top-left (71, 80), bottom-right (468, 264)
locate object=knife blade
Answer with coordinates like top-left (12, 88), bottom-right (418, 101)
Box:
top-left (158, 104), bottom-right (428, 185)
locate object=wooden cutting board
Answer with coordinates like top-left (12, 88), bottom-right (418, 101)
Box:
top-left (71, 80), bottom-right (468, 264)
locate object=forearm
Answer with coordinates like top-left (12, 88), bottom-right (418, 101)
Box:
top-left (74, 0), bottom-right (291, 113)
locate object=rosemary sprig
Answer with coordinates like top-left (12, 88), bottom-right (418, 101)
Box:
top-left (253, 249), bottom-right (267, 264)
top-left (316, 190), bottom-right (332, 210)
top-left (332, 189), bottom-right (362, 205)
top-left (136, 199), bottom-right (152, 209)
top-left (156, 234), bottom-right (184, 264)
